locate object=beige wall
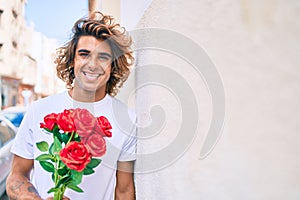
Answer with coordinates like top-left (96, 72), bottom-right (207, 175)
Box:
top-left (100, 0), bottom-right (120, 23)
top-left (132, 0), bottom-right (300, 199)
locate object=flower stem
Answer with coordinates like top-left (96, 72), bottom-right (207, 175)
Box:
top-left (67, 131), bottom-right (75, 143)
top-left (53, 185), bottom-right (66, 200)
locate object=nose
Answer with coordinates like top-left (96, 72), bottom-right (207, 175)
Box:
top-left (87, 55), bottom-right (97, 71)
top-left (86, 55), bottom-right (105, 74)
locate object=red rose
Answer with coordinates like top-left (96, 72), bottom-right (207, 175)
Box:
top-left (73, 108), bottom-right (97, 138)
top-left (97, 116), bottom-right (112, 137)
top-left (56, 109), bottom-right (76, 133)
top-left (40, 113), bottom-right (58, 131)
top-left (82, 134), bottom-right (106, 157)
top-left (60, 141), bottom-right (91, 172)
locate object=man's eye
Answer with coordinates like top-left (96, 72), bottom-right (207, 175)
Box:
top-left (99, 56), bottom-right (109, 60)
top-left (79, 53), bottom-right (88, 57)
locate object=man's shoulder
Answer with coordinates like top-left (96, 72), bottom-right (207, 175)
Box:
top-left (37, 91), bottom-right (66, 102)
top-left (30, 91), bottom-right (67, 110)
top-left (110, 96), bottom-right (136, 118)
top-left (109, 96), bottom-right (136, 135)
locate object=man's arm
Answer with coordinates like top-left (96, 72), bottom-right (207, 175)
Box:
top-left (115, 161), bottom-right (135, 200)
top-left (6, 155), bottom-right (42, 200)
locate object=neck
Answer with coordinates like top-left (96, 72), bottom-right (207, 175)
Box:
top-left (69, 88), bottom-right (106, 102)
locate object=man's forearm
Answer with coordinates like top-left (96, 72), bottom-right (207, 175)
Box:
top-left (6, 173), bottom-right (41, 200)
top-left (115, 161), bottom-right (136, 200)
top-left (115, 190), bottom-right (135, 200)
top-left (115, 184), bottom-right (136, 200)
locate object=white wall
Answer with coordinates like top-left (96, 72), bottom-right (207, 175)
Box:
top-left (131, 0), bottom-right (300, 199)
top-left (115, 0), bottom-right (153, 104)
top-left (120, 0), bottom-right (152, 30)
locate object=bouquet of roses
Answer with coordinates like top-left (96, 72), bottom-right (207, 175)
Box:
top-left (35, 108), bottom-right (112, 200)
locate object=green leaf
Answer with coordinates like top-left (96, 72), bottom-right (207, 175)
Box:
top-left (71, 170), bottom-right (83, 185)
top-left (83, 167), bottom-right (94, 175)
top-left (36, 141), bottom-right (49, 152)
top-left (35, 154), bottom-right (52, 161)
top-left (59, 160), bottom-right (66, 168)
top-left (49, 144), bottom-right (61, 157)
top-left (39, 161), bottom-right (55, 173)
top-left (87, 158), bottom-right (101, 169)
top-left (56, 176), bottom-right (72, 188)
top-left (74, 134), bottom-right (81, 142)
top-left (67, 183), bottom-right (84, 193)
top-left (60, 133), bottom-right (70, 144)
top-left (57, 167), bottom-right (69, 176)
top-left (49, 143), bottom-right (54, 155)
top-left (51, 173), bottom-right (55, 182)
top-left (52, 136), bottom-right (62, 153)
top-left (53, 128), bottom-right (63, 143)
top-left (47, 187), bottom-right (60, 193)
top-left (53, 125), bottom-right (60, 134)
top-left (50, 156), bottom-right (57, 163)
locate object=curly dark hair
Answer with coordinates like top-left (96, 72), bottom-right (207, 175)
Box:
top-left (55, 11), bottom-right (134, 96)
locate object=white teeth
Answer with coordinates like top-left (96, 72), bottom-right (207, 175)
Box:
top-left (83, 72), bottom-right (100, 77)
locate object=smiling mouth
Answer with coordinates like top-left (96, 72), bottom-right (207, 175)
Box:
top-left (83, 72), bottom-right (101, 77)
top-left (82, 72), bottom-right (103, 81)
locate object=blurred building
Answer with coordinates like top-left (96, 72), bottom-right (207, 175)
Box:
top-left (0, 0), bottom-right (62, 109)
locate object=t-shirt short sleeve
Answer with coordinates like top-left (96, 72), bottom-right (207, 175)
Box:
top-left (10, 103), bottom-right (35, 159)
top-left (118, 110), bottom-right (137, 162)
top-left (118, 131), bottom-right (137, 161)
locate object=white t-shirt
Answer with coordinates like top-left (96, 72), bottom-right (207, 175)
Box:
top-left (11, 91), bottom-right (137, 200)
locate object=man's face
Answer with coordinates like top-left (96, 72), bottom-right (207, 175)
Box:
top-left (73, 36), bottom-right (112, 97)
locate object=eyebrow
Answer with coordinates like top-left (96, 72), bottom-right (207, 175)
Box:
top-left (78, 49), bottom-right (112, 58)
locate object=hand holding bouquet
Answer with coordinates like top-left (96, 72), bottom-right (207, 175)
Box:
top-left (36, 108), bottom-right (112, 200)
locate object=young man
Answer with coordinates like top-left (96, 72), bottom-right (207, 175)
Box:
top-left (6, 12), bottom-right (136, 200)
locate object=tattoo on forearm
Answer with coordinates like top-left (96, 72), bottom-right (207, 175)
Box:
top-left (8, 180), bottom-right (40, 199)
top-left (28, 186), bottom-right (39, 195)
top-left (9, 180), bottom-right (25, 191)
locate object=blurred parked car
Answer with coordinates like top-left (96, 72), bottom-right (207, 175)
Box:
top-left (0, 115), bottom-right (18, 197)
top-left (1, 106), bottom-right (27, 128)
